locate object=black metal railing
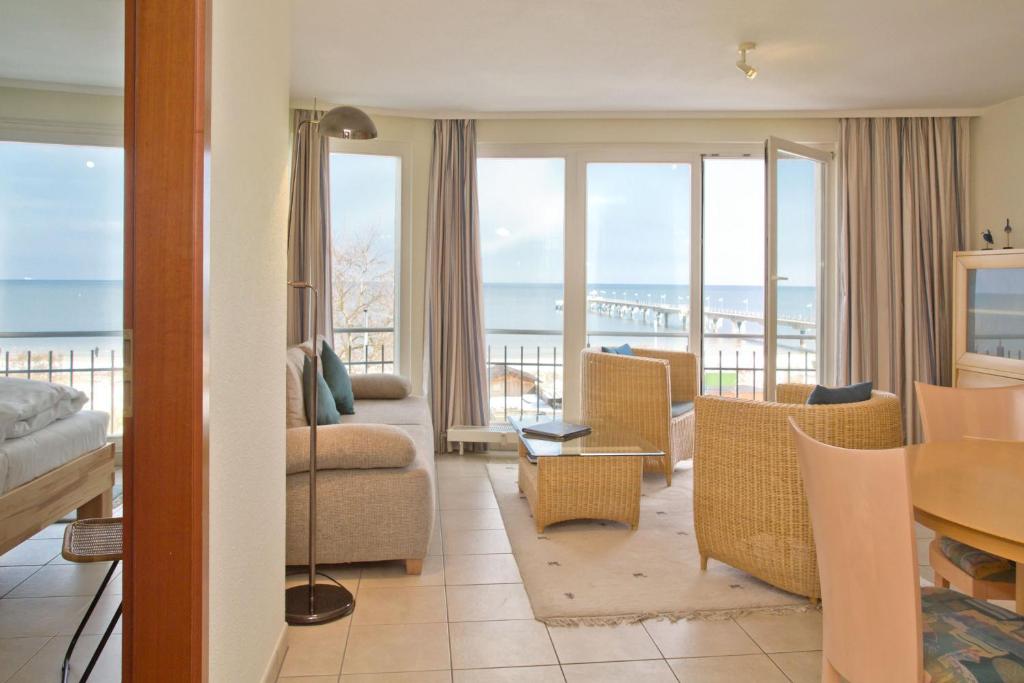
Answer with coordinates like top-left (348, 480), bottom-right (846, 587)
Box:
top-left (332, 327), bottom-right (395, 374)
top-left (1, 332), bottom-right (124, 434)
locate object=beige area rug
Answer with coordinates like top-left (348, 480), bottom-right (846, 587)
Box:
top-left (487, 461), bottom-right (814, 626)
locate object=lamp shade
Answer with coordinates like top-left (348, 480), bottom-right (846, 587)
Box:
top-left (318, 106), bottom-right (378, 140)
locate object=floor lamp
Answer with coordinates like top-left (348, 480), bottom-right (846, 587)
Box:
top-left (286, 105), bottom-right (377, 626)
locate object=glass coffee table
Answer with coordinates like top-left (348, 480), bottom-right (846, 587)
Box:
top-left (509, 416), bottom-right (664, 532)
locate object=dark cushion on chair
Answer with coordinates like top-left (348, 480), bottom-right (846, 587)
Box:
top-left (921, 587), bottom-right (1024, 681)
top-left (939, 537), bottom-right (1016, 582)
top-left (671, 401), bottom-right (694, 418)
top-left (806, 381), bottom-right (873, 405)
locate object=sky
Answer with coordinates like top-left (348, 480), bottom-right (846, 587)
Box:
top-left (0, 141), bottom-right (123, 280)
top-left (479, 156), bottom-right (820, 288)
top-left (1, 141), bottom-right (819, 291)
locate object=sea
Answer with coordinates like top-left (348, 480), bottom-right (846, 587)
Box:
top-left (0, 279), bottom-right (821, 354)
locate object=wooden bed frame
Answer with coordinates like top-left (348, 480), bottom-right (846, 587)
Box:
top-left (0, 443), bottom-right (115, 556)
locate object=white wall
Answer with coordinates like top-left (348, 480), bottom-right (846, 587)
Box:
top-left (972, 95), bottom-right (1024, 250)
top-left (207, 1), bottom-right (291, 681)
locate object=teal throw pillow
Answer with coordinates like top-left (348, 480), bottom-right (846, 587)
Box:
top-left (320, 340), bottom-right (355, 415)
top-left (601, 343), bottom-right (634, 356)
top-left (303, 355), bottom-right (341, 425)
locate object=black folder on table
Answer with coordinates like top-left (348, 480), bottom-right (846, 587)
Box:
top-left (520, 421), bottom-right (592, 441)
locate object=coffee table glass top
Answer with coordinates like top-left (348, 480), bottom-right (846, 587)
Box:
top-left (509, 416), bottom-right (664, 458)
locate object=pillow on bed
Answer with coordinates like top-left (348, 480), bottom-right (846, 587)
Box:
top-left (0, 377), bottom-right (89, 443)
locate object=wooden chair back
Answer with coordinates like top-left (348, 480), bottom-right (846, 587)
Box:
top-left (789, 419), bottom-right (924, 683)
top-left (915, 381), bottom-right (1024, 442)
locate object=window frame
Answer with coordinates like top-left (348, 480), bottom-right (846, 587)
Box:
top-left (478, 142), bottom-right (836, 419)
top-left (327, 139), bottom-right (411, 376)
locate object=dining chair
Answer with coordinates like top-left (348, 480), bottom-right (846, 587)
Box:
top-left (790, 419), bottom-right (1024, 683)
top-left (915, 381), bottom-right (1024, 602)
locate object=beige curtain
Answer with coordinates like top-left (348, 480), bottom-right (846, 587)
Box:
top-left (425, 120), bottom-right (490, 452)
top-left (287, 109), bottom-right (334, 345)
top-left (836, 117), bottom-right (970, 441)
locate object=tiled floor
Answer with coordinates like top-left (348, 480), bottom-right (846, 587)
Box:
top-left (276, 453), bottom-right (903, 683)
top-left (0, 473), bottom-right (124, 683)
top-left (0, 457), bottom-right (944, 682)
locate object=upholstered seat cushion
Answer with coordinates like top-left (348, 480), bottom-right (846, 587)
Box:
top-left (939, 536), bottom-right (1016, 582)
top-left (921, 587), bottom-right (1024, 681)
top-left (286, 423), bottom-right (415, 473)
top-left (671, 401), bottom-right (694, 418)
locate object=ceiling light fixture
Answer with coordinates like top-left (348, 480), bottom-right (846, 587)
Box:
top-left (736, 42), bottom-right (758, 80)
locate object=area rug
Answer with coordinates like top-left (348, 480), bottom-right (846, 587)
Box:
top-left (487, 462), bottom-right (814, 626)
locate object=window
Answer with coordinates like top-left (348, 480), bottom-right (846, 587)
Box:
top-left (585, 162), bottom-right (691, 352)
top-left (478, 157), bottom-right (565, 421)
top-left (328, 152), bottom-right (399, 374)
top-left (0, 141), bottom-right (125, 431)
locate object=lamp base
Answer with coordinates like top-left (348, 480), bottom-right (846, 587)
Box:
top-left (285, 583), bottom-right (355, 625)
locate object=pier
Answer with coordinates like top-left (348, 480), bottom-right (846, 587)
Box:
top-left (554, 295), bottom-right (816, 336)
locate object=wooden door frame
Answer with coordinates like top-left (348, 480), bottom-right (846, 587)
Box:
top-left (123, 0), bottom-right (209, 679)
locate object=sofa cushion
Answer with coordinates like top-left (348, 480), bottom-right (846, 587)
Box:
top-left (351, 374), bottom-right (412, 400)
top-left (321, 341), bottom-right (355, 415)
top-left (806, 381), bottom-right (873, 405)
top-left (286, 343), bottom-right (316, 428)
top-left (286, 423), bottom-right (416, 473)
top-left (303, 356), bottom-right (341, 425)
top-left (339, 396), bottom-right (431, 426)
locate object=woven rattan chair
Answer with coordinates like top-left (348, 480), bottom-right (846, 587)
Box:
top-left (693, 384), bottom-right (903, 599)
top-left (580, 347), bottom-right (697, 486)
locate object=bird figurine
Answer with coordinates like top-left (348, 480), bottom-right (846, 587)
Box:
top-left (983, 229), bottom-right (994, 249)
top-left (1004, 218), bottom-right (1014, 250)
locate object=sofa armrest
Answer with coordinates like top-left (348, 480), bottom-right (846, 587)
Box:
top-left (286, 424), bottom-right (415, 473)
top-left (633, 348), bottom-right (698, 403)
top-left (350, 374), bottom-right (412, 400)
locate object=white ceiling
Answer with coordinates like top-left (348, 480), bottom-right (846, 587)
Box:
top-left (290, 0), bottom-right (1024, 114)
top-left (0, 1), bottom-right (123, 93)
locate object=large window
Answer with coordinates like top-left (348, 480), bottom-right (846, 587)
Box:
top-left (329, 152), bottom-right (399, 373)
top-left (585, 162), bottom-right (691, 352)
top-left (0, 141), bottom-right (125, 432)
top-left (478, 157), bottom-right (565, 421)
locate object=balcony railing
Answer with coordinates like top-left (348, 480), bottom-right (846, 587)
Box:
top-left (332, 327), bottom-right (395, 374)
top-left (486, 329), bottom-right (562, 422)
top-left (1, 331), bottom-right (124, 435)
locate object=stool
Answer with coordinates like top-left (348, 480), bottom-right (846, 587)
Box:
top-left (61, 518), bottom-right (123, 683)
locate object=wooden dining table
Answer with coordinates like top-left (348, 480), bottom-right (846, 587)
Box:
top-left (908, 438), bottom-right (1024, 612)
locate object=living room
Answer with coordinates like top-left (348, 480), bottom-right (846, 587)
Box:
top-left (2, 1), bottom-right (1024, 682)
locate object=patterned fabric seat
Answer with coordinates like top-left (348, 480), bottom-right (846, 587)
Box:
top-left (939, 537), bottom-right (1016, 583)
top-left (922, 587), bottom-right (1024, 682)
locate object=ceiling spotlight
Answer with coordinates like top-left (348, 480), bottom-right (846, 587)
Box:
top-left (736, 42), bottom-right (758, 80)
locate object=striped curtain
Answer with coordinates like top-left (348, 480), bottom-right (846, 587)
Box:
top-left (425, 120), bottom-right (490, 451)
top-left (287, 109), bottom-right (334, 345)
top-left (836, 117), bottom-right (970, 441)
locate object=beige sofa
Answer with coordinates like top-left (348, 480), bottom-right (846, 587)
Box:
top-left (285, 345), bottom-right (435, 574)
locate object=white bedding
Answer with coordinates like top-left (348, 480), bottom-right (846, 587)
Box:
top-left (0, 410), bottom-right (109, 494)
top-left (0, 377), bottom-right (89, 443)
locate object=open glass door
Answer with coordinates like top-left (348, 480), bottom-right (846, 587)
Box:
top-left (764, 137), bottom-right (830, 400)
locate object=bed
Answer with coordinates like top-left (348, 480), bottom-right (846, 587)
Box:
top-left (0, 387), bottom-right (115, 556)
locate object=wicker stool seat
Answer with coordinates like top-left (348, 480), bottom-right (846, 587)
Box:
top-left (61, 517), bottom-right (123, 683)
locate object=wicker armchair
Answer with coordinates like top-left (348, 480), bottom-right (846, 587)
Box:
top-left (693, 384), bottom-right (903, 599)
top-left (580, 347), bottom-right (698, 485)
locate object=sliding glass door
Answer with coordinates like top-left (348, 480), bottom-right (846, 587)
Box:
top-left (765, 137), bottom-right (830, 399)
